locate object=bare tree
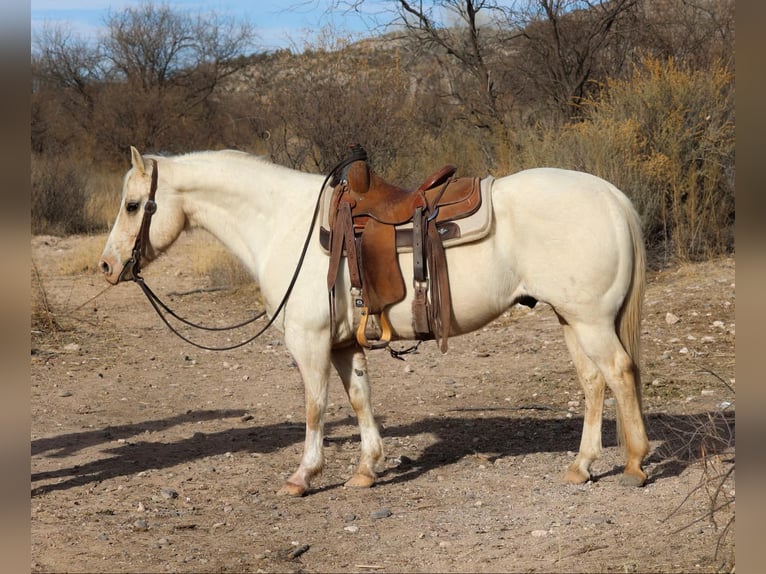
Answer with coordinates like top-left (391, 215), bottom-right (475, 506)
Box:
top-left (503, 0), bottom-right (640, 122)
top-left (631, 0), bottom-right (735, 70)
top-left (32, 1), bottom-right (255, 160)
top-left (98, 1), bottom-right (254, 152)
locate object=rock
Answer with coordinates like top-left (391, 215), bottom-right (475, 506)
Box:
top-left (344, 513), bottom-right (357, 522)
top-left (58, 390), bottom-right (73, 397)
top-left (370, 508), bottom-right (392, 520)
top-left (531, 529), bottom-right (548, 537)
top-left (160, 487), bottom-right (178, 499)
top-left (133, 519), bottom-right (149, 531)
top-left (344, 525), bottom-right (359, 533)
top-left (665, 312), bottom-right (681, 325)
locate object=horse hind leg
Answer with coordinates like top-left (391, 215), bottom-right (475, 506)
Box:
top-left (564, 320), bottom-right (649, 487)
top-left (331, 344), bottom-right (384, 488)
top-left (561, 324), bottom-right (606, 484)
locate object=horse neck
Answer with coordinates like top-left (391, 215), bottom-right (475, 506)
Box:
top-left (163, 153), bottom-right (323, 280)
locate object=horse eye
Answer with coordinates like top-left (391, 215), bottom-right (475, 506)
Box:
top-left (126, 201), bottom-right (140, 213)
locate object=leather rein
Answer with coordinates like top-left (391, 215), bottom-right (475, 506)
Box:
top-left (120, 158), bottom-right (279, 352)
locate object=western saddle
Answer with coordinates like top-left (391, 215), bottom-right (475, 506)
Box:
top-left (325, 145), bottom-right (482, 353)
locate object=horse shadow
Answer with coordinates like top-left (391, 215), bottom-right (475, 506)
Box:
top-left (369, 409), bottom-right (735, 489)
top-left (31, 408), bottom-right (734, 497)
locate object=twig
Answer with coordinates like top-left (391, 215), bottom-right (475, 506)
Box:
top-left (166, 286), bottom-right (228, 296)
top-left (697, 368), bottom-right (735, 394)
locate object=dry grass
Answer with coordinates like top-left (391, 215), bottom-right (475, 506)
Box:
top-left (31, 261), bottom-right (63, 340)
top-left (57, 235), bottom-right (109, 276)
top-left (85, 169), bottom-right (123, 231)
top-left (654, 372), bottom-right (735, 569)
top-left (188, 234), bottom-right (254, 289)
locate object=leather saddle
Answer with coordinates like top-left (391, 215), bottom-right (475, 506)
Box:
top-left (325, 145), bottom-right (482, 353)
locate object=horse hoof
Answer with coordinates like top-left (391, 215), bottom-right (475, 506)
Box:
top-left (619, 471), bottom-right (647, 487)
top-left (345, 473), bottom-right (375, 488)
top-left (563, 467), bottom-right (590, 485)
top-left (277, 481), bottom-right (306, 497)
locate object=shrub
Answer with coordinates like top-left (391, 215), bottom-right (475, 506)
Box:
top-left (31, 154), bottom-right (92, 235)
top-left (510, 57), bottom-right (734, 263)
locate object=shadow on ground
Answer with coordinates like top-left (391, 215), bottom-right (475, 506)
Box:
top-left (31, 407), bottom-right (734, 496)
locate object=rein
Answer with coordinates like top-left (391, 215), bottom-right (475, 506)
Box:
top-left (124, 155), bottom-right (348, 352)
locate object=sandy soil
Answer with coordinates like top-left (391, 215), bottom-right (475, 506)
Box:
top-left (31, 231), bottom-right (735, 573)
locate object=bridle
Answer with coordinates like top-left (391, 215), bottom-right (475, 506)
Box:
top-left (118, 159), bottom-right (158, 283)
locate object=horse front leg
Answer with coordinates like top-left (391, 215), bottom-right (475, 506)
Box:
top-left (331, 344), bottom-right (384, 488)
top-left (277, 333), bottom-right (332, 497)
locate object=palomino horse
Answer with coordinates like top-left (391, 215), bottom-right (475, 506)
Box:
top-left (100, 146), bottom-right (649, 496)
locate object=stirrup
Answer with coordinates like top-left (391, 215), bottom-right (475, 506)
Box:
top-left (356, 307), bottom-right (394, 350)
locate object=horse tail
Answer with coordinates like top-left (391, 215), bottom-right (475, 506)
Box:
top-left (615, 193), bottom-right (646, 446)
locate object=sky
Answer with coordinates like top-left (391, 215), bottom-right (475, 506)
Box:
top-left (30, 0), bottom-right (392, 53)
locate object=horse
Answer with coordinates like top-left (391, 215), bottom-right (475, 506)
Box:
top-left (99, 146), bottom-right (650, 496)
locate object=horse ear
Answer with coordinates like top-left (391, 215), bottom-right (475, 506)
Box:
top-left (130, 146), bottom-right (146, 175)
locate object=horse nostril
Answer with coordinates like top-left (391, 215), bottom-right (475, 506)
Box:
top-left (100, 260), bottom-right (111, 275)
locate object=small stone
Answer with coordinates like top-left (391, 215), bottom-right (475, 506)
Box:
top-left (63, 343), bottom-right (81, 352)
top-left (370, 508), bottom-right (392, 520)
top-left (665, 312), bottom-right (681, 325)
top-left (160, 488), bottom-right (178, 500)
top-left (604, 398), bottom-right (616, 407)
top-left (679, 347), bottom-right (689, 354)
top-left (58, 390), bottom-right (73, 397)
top-left (344, 513), bottom-right (357, 522)
top-left (133, 519), bottom-right (149, 531)
top-left (531, 529), bottom-right (548, 537)
top-left (701, 389), bottom-right (715, 396)
top-left (157, 537), bottom-right (169, 546)
top-left (343, 525), bottom-right (359, 533)
top-left (241, 414), bottom-right (254, 422)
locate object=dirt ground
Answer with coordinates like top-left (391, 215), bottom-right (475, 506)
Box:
top-left (30, 231), bottom-right (735, 573)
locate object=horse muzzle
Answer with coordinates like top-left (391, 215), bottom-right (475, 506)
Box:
top-left (99, 255), bottom-right (136, 285)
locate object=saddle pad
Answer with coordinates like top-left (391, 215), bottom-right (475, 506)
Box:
top-left (319, 176), bottom-right (494, 254)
